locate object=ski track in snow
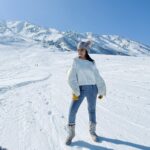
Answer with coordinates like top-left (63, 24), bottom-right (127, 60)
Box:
top-left (0, 46), bottom-right (150, 150)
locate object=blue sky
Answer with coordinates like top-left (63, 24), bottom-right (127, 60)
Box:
top-left (0, 0), bottom-right (150, 45)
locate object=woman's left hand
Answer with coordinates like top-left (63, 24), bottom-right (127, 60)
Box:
top-left (98, 95), bottom-right (103, 99)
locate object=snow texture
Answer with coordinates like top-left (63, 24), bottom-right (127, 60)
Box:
top-left (0, 43), bottom-right (150, 150)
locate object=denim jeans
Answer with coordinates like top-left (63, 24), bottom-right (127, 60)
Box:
top-left (68, 84), bottom-right (98, 125)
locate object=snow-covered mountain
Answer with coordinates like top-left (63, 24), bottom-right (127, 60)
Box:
top-left (0, 20), bottom-right (150, 56)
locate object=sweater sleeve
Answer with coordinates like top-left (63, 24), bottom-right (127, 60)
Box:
top-left (67, 59), bottom-right (80, 96)
top-left (93, 62), bottom-right (106, 96)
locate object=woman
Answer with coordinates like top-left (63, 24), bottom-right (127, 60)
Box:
top-left (65, 40), bottom-right (106, 145)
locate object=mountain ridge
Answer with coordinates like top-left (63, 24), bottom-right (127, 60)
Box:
top-left (0, 20), bottom-right (150, 56)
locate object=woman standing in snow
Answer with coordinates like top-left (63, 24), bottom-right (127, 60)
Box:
top-left (65, 40), bottom-right (106, 145)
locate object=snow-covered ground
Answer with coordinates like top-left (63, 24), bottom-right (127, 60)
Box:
top-left (0, 44), bottom-right (150, 150)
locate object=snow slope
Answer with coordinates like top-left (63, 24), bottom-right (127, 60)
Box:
top-left (0, 44), bottom-right (150, 150)
top-left (0, 20), bottom-right (150, 56)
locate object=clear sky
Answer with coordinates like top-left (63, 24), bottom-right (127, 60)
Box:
top-left (0, 0), bottom-right (150, 45)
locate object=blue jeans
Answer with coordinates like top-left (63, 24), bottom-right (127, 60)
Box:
top-left (68, 84), bottom-right (98, 125)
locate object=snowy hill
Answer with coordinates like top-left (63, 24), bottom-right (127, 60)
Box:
top-left (0, 44), bottom-right (150, 150)
top-left (0, 20), bottom-right (150, 56)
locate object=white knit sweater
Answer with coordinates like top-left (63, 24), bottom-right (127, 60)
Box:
top-left (67, 56), bottom-right (106, 97)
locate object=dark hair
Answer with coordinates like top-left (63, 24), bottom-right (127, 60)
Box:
top-left (85, 50), bottom-right (95, 64)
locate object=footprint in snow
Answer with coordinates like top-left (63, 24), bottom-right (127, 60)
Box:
top-left (48, 111), bottom-right (52, 115)
top-left (46, 102), bottom-right (49, 105)
top-left (61, 115), bottom-right (65, 119)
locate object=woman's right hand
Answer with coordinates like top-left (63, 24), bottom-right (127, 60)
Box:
top-left (72, 93), bottom-right (79, 101)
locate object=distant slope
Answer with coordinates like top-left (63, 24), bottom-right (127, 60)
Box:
top-left (0, 20), bottom-right (150, 56)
